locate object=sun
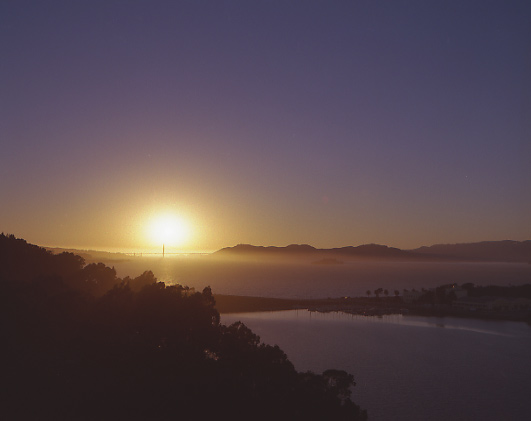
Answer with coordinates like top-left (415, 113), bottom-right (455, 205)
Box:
top-left (147, 213), bottom-right (191, 248)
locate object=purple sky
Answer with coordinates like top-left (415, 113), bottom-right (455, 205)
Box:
top-left (1, 0), bottom-right (530, 252)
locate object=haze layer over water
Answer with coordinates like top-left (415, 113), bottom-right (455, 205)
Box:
top-left (111, 257), bottom-right (531, 298)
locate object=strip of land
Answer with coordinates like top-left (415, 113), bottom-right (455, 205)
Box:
top-left (214, 294), bottom-right (531, 323)
top-left (215, 295), bottom-right (406, 316)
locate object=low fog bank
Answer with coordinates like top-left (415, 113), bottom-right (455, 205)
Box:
top-left (108, 256), bottom-right (531, 299)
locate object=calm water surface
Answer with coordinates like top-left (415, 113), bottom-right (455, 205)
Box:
top-left (222, 311), bottom-right (531, 421)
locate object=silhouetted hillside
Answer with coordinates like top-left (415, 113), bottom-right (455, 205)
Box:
top-left (0, 234), bottom-right (367, 420)
top-left (0, 233), bottom-right (85, 282)
top-left (412, 240), bottom-right (531, 263)
top-left (214, 241), bottom-right (531, 263)
top-left (215, 243), bottom-right (439, 261)
top-left (214, 243), bottom-right (318, 257)
top-left (330, 244), bottom-right (420, 259)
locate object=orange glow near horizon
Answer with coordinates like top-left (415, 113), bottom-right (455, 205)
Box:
top-left (146, 212), bottom-right (192, 250)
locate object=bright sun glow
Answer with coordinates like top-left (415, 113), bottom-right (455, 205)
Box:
top-left (147, 213), bottom-right (191, 248)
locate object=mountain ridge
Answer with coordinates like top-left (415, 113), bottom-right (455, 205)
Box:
top-left (214, 240), bottom-right (531, 263)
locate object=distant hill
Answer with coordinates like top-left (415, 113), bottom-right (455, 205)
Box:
top-left (411, 240), bottom-right (531, 263)
top-left (214, 241), bottom-right (531, 263)
top-left (214, 243), bottom-right (438, 261)
top-left (214, 243), bottom-right (318, 257)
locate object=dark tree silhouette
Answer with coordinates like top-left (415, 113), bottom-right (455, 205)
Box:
top-left (69, 262), bottom-right (120, 296)
top-left (0, 234), bottom-right (367, 421)
top-left (122, 270), bottom-right (158, 292)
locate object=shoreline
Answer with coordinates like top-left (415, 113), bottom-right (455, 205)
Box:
top-left (214, 294), bottom-right (531, 324)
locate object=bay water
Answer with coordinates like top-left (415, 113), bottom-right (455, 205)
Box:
top-left (222, 310), bottom-right (531, 421)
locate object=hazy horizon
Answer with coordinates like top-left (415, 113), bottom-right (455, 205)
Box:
top-left (40, 238), bottom-right (530, 256)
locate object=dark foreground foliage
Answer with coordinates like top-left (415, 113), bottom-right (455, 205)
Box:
top-left (0, 234), bottom-right (367, 420)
